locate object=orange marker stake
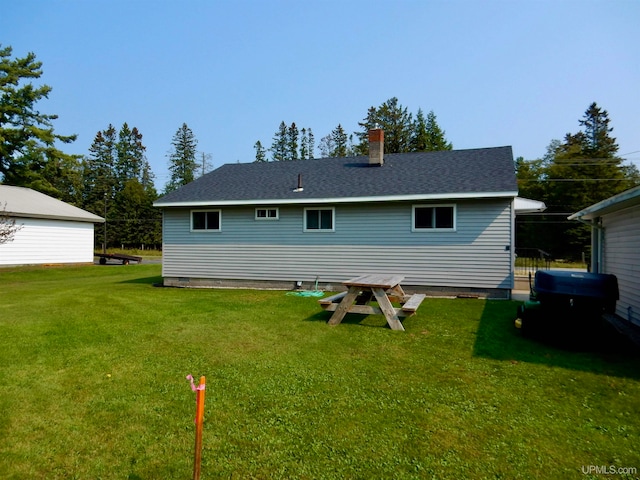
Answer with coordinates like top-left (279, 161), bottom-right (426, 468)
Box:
top-left (192, 376), bottom-right (206, 480)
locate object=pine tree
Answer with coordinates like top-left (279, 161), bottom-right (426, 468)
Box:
top-left (271, 121), bottom-right (288, 161)
top-left (411, 109), bottom-right (452, 151)
top-left (521, 103), bottom-right (639, 259)
top-left (424, 110), bottom-right (452, 151)
top-left (0, 45), bottom-right (77, 182)
top-left (356, 97), bottom-right (413, 154)
top-left (254, 140), bottom-right (267, 162)
top-left (330, 124), bottom-right (348, 157)
top-left (299, 128), bottom-right (308, 160)
top-left (307, 128), bottom-right (315, 159)
top-left (287, 122), bottom-right (299, 161)
top-left (83, 125), bottom-right (117, 214)
top-left (115, 123), bottom-right (145, 188)
top-left (165, 123), bottom-right (198, 193)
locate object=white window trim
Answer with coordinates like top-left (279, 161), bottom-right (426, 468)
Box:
top-left (190, 209), bottom-right (222, 232)
top-left (412, 204), bottom-right (457, 232)
top-left (303, 207), bottom-right (335, 232)
top-left (255, 207), bottom-right (279, 220)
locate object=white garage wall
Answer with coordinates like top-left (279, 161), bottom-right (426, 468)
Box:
top-left (0, 218), bottom-right (95, 265)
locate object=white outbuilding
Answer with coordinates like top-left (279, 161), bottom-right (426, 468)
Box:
top-left (0, 185), bottom-right (104, 266)
top-left (568, 185), bottom-right (640, 329)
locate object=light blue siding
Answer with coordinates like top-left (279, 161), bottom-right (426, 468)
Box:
top-left (161, 199), bottom-right (514, 290)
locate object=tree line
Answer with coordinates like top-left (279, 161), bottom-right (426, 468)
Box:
top-left (516, 102), bottom-right (639, 260)
top-left (2, 45), bottom-right (639, 260)
top-left (254, 97), bottom-right (453, 162)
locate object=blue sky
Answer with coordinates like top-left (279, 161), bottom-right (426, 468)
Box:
top-left (3, 0), bottom-right (639, 190)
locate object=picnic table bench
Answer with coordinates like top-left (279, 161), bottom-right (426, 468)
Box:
top-left (319, 274), bottom-right (425, 331)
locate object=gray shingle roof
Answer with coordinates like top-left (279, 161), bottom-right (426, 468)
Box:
top-left (155, 146), bottom-right (517, 206)
top-left (0, 185), bottom-right (104, 223)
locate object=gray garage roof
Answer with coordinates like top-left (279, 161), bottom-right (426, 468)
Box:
top-left (155, 146), bottom-right (517, 207)
top-left (0, 185), bottom-right (104, 223)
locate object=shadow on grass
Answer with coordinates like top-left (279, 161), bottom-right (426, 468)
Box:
top-left (474, 300), bottom-right (640, 379)
top-left (119, 275), bottom-right (164, 286)
top-left (307, 310), bottom-right (393, 329)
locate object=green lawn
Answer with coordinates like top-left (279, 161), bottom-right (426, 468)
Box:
top-left (1, 265), bottom-right (639, 479)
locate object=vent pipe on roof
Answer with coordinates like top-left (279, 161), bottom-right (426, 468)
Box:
top-left (368, 128), bottom-right (384, 166)
top-left (293, 173), bottom-right (304, 192)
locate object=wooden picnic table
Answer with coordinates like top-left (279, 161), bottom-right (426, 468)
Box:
top-left (319, 274), bottom-right (425, 331)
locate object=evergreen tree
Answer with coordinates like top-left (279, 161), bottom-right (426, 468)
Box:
top-left (254, 140), bottom-right (267, 162)
top-left (410, 109), bottom-right (429, 152)
top-left (140, 161), bottom-right (161, 246)
top-left (287, 122), bottom-right (299, 161)
top-left (330, 124), bottom-right (348, 157)
top-left (83, 125), bottom-right (118, 214)
top-left (307, 128), bottom-right (315, 159)
top-left (0, 45), bottom-right (79, 198)
top-left (420, 110), bottom-right (452, 151)
top-left (356, 97), bottom-right (413, 154)
top-left (115, 123), bottom-right (145, 188)
top-left (271, 121), bottom-right (288, 161)
top-left (0, 46), bottom-right (77, 185)
top-left (111, 179), bottom-right (150, 247)
top-left (165, 123), bottom-right (198, 193)
top-left (517, 103), bottom-right (639, 260)
top-left (299, 128), bottom-right (308, 160)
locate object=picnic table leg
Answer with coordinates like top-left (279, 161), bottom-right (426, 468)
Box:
top-left (327, 287), bottom-right (361, 326)
top-left (387, 284), bottom-right (409, 303)
top-left (372, 287), bottom-right (405, 331)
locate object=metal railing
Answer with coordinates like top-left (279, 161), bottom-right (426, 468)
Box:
top-left (515, 248), bottom-right (551, 276)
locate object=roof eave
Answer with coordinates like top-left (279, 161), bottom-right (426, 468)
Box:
top-left (154, 191), bottom-right (518, 208)
top-left (8, 212), bottom-right (105, 223)
top-left (568, 185), bottom-right (640, 221)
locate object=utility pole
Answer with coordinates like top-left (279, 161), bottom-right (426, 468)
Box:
top-left (103, 193), bottom-right (107, 253)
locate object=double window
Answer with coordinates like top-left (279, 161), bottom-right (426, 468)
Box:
top-left (191, 210), bottom-right (221, 231)
top-left (412, 204), bottom-right (456, 231)
top-left (304, 207), bottom-right (334, 232)
top-left (255, 208), bottom-right (279, 220)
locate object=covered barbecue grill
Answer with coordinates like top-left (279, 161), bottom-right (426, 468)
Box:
top-left (516, 270), bottom-right (619, 342)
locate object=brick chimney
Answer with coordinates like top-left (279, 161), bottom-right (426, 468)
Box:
top-left (368, 128), bottom-right (384, 166)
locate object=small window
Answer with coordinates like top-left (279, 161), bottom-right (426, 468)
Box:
top-left (304, 207), bottom-right (334, 232)
top-left (255, 208), bottom-right (279, 220)
top-left (412, 204), bottom-right (456, 231)
top-left (191, 209), bottom-right (221, 231)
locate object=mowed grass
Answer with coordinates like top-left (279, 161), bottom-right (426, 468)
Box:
top-left (1, 265), bottom-right (639, 479)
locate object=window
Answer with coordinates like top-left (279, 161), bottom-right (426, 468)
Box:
top-left (255, 208), bottom-right (279, 220)
top-left (191, 209), bottom-right (221, 231)
top-left (412, 204), bottom-right (456, 231)
top-left (304, 207), bottom-right (335, 232)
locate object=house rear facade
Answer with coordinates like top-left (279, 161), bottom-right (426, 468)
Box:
top-left (155, 132), bottom-right (518, 298)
